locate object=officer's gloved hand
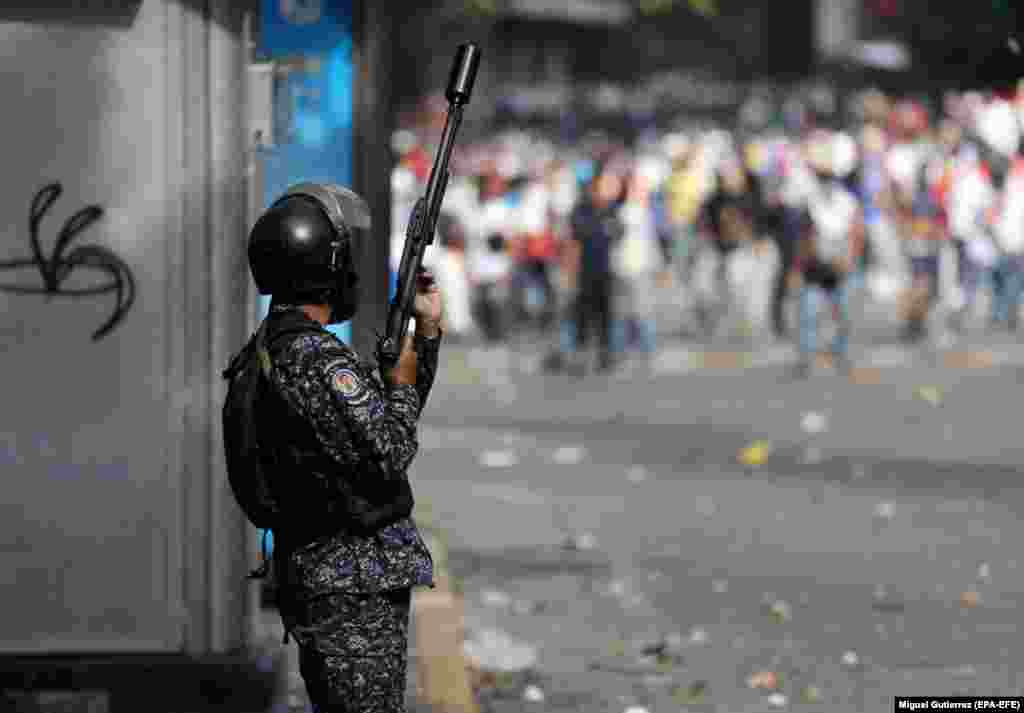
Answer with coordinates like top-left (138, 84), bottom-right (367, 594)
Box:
top-left (383, 334), bottom-right (417, 387)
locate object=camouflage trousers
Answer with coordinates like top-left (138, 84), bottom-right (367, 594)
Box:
top-left (286, 587), bottom-right (413, 713)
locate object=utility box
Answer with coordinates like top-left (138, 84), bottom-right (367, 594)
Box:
top-left (0, 1), bottom-right (276, 711)
top-left (0, 0), bottom-right (395, 709)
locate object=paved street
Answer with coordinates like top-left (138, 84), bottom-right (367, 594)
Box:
top-left (410, 315), bottom-right (1024, 713)
top-left (263, 298), bottom-right (1024, 713)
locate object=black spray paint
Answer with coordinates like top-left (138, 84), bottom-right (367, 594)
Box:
top-left (0, 183), bottom-right (136, 341)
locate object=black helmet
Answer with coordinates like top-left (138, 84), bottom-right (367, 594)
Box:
top-left (248, 183), bottom-right (371, 324)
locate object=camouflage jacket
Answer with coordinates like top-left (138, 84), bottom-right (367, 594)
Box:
top-left (265, 304), bottom-right (438, 600)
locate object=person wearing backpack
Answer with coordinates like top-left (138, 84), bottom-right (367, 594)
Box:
top-left (792, 132), bottom-right (865, 378)
top-left (223, 183), bottom-right (442, 712)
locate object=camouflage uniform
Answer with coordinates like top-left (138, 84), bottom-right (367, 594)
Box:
top-left (263, 303), bottom-right (438, 712)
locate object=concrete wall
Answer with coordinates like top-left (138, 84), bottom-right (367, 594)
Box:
top-left (0, 0), bottom-right (255, 655)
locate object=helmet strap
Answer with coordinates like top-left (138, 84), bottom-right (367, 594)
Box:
top-left (329, 240), bottom-right (341, 272)
top-left (328, 225), bottom-right (353, 273)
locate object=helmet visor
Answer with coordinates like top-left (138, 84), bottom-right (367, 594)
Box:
top-left (281, 182), bottom-right (372, 232)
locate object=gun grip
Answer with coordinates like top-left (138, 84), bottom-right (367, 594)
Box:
top-left (376, 335), bottom-right (400, 371)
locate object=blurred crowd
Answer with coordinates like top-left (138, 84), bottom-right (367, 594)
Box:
top-left (390, 82), bottom-right (1024, 377)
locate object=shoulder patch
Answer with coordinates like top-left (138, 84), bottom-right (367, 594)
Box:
top-left (332, 368), bottom-right (369, 403)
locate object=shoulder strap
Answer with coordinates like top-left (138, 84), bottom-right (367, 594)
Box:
top-left (258, 311), bottom-right (328, 379)
top-left (222, 312), bottom-right (323, 383)
top-left (255, 319), bottom-right (273, 379)
top-left (264, 312), bottom-right (325, 349)
top-left (222, 321), bottom-right (268, 381)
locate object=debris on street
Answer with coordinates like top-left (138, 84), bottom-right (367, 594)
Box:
top-left (765, 599), bottom-right (792, 623)
top-left (799, 684), bottom-right (822, 703)
top-left (562, 531), bottom-right (598, 551)
top-left (874, 502), bottom-right (895, 520)
top-left (640, 639), bottom-right (668, 658)
top-left (914, 385), bottom-right (943, 407)
top-left (738, 440), bottom-right (772, 467)
top-left (552, 445), bottom-right (587, 465)
top-left (872, 585), bottom-right (907, 613)
top-left (977, 561), bottom-right (991, 582)
top-left (688, 627), bottom-right (709, 645)
top-left (960, 590), bottom-right (981, 608)
top-left (801, 411), bottom-right (828, 434)
top-left (747, 670), bottom-right (778, 690)
top-left (480, 588), bottom-right (512, 608)
top-left (463, 627), bottom-right (538, 674)
top-left (511, 599), bottom-right (545, 616)
top-left (606, 579), bottom-right (628, 598)
top-left (522, 684), bottom-right (545, 703)
top-left (479, 450), bottom-right (518, 468)
top-left (672, 680), bottom-right (708, 704)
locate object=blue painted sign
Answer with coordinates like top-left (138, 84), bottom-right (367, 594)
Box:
top-left (257, 0), bottom-right (354, 347)
top-left (261, 0), bottom-right (352, 58)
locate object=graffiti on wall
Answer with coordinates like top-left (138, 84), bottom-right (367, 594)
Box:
top-left (0, 183), bottom-right (136, 341)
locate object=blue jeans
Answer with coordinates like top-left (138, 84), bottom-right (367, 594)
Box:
top-left (611, 317), bottom-right (656, 355)
top-left (611, 318), bottom-right (626, 355)
top-left (798, 279), bottom-right (850, 359)
top-left (992, 254), bottom-right (1024, 325)
top-left (954, 239), bottom-right (983, 308)
top-left (634, 318), bottom-right (656, 354)
top-left (560, 316), bottom-right (576, 354)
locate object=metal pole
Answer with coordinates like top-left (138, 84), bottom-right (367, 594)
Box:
top-left (351, 0), bottom-right (395, 358)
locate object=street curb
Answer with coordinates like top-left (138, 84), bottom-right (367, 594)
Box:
top-left (412, 503), bottom-right (479, 713)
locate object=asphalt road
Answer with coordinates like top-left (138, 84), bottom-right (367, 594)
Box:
top-left (258, 267), bottom-right (1024, 712)
top-left (404, 322), bottom-right (1024, 713)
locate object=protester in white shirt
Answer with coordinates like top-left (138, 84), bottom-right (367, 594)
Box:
top-left (947, 141), bottom-right (998, 331)
top-left (614, 166), bottom-right (664, 362)
top-left (977, 97), bottom-right (1024, 329)
top-left (466, 171), bottom-right (514, 342)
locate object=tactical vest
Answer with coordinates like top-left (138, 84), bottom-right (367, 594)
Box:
top-left (258, 310), bottom-right (414, 552)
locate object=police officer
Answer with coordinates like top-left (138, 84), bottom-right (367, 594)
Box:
top-left (247, 183), bottom-right (441, 712)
